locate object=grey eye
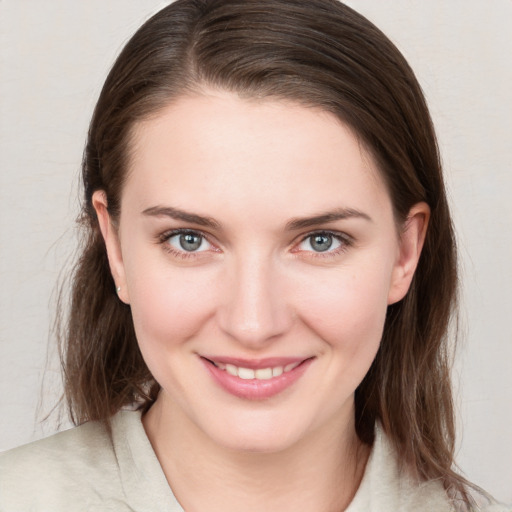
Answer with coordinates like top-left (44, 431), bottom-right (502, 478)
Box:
top-left (167, 231), bottom-right (210, 253)
top-left (297, 232), bottom-right (343, 254)
top-left (309, 234), bottom-right (333, 252)
top-left (179, 233), bottom-right (203, 251)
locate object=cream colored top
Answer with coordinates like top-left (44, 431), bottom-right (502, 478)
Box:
top-left (0, 410), bottom-right (507, 511)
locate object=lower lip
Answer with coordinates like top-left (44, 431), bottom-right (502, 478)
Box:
top-left (202, 358), bottom-right (313, 400)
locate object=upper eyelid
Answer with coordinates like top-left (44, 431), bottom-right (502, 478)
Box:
top-left (289, 230), bottom-right (352, 255)
top-left (297, 229), bottom-right (351, 243)
top-left (158, 228), bottom-right (215, 247)
top-left (160, 229), bottom-right (216, 256)
top-left (159, 227), bottom-right (211, 240)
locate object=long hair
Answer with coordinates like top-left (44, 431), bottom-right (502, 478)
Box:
top-left (60, 0), bottom-right (469, 505)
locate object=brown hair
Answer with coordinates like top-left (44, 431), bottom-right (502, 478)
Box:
top-left (60, 0), bottom-right (473, 506)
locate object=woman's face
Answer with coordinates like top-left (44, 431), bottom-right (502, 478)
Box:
top-left (95, 90), bottom-right (427, 452)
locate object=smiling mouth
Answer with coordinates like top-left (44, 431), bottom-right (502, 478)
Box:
top-left (200, 356), bottom-right (314, 401)
top-left (204, 359), bottom-right (303, 381)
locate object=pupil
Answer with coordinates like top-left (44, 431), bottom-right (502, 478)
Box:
top-left (180, 233), bottom-right (202, 251)
top-left (311, 234), bottom-right (332, 252)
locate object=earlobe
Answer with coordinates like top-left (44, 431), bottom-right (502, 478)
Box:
top-left (92, 191), bottom-right (130, 304)
top-left (387, 202), bottom-right (430, 305)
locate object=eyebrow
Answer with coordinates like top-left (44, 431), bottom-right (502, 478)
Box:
top-left (142, 206), bottom-right (221, 229)
top-left (142, 205), bottom-right (371, 231)
top-left (285, 208), bottom-right (372, 230)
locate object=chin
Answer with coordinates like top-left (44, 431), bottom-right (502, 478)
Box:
top-left (200, 411), bottom-right (309, 454)
top-left (214, 429), bottom-right (301, 454)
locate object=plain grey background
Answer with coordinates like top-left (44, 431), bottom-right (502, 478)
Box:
top-left (0, 0), bottom-right (511, 502)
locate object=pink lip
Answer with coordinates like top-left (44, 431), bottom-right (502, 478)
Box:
top-left (200, 356), bottom-right (314, 400)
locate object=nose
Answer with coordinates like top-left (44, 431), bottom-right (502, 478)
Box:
top-left (217, 254), bottom-right (293, 349)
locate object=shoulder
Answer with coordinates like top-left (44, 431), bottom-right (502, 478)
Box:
top-left (480, 505), bottom-right (512, 512)
top-left (347, 425), bottom-right (453, 511)
top-left (347, 425), bottom-right (453, 512)
top-left (347, 424), bottom-right (511, 512)
top-left (0, 411), bottom-right (137, 511)
top-left (469, 496), bottom-right (512, 512)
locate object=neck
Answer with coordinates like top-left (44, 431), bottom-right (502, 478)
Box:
top-left (143, 394), bottom-right (370, 512)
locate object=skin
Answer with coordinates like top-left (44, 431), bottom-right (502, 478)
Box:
top-left (94, 89), bottom-right (429, 512)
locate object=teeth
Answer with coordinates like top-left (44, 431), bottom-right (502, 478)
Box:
top-left (255, 368), bottom-right (273, 380)
top-left (225, 364), bottom-right (238, 376)
top-left (284, 362), bottom-right (300, 372)
top-left (238, 367), bottom-right (255, 380)
top-left (272, 366), bottom-right (283, 377)
top-left (213, 361), bottom-right (302, 380)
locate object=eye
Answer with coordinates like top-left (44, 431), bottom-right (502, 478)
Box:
top-left (166, 230), bottom-right (212, 253)
top-left (296, 231), bottom-right (349, 254)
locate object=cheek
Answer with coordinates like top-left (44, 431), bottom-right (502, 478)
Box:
top-left (295, 260), bottom-right (392, 359)
top-left (124, 255), bottom-right (217, 355)
top-left (299, 274), bottom-right (388, 402)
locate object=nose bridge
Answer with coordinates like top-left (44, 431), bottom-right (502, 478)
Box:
top-left (218, 250), bottom-right (291, 347)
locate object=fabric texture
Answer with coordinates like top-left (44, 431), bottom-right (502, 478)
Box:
top-left (0, 410), bottom-right (508, 511)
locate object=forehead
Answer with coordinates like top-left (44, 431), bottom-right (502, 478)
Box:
top-left (124, 90), bottom-right (392, 224)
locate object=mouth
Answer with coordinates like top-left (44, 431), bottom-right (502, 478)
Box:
top-left (205, 359), bottom-right (302, 380)
top-left (200, 356), bottom-right (314, 400)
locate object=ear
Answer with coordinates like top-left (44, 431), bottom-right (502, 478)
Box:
top-left (387, 202), bottom-right (430, 305)
top-left (92, 191), bottom-right (130, 304)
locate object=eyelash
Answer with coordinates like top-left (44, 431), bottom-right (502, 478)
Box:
top-left (156, 229), bottom-right (353, 260)
top-left (157, 229), bottom-right (215, 260)
top-left (294, 230), bottom-right (353, 259)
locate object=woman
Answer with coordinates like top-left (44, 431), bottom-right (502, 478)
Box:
top-left (0, 1), bottom-right (507, 510)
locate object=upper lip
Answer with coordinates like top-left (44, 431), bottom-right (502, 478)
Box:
top-left (200, 355), bottom-right (313, 369)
